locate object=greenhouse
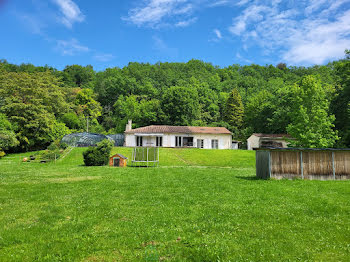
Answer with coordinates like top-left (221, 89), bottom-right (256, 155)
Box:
top-left (61, 133), bottom-right (113, 147)
top-left (106, 134), bottom-right (125, 146)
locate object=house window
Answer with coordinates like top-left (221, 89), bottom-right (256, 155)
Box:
top-left (136, 136), bottom-right (143, 147)
top-left (175, 136), bottom-right (182, 147)
top-left (197, 139), bottom-right (204, 149)
top-left (183, 137), bottom-right (194, 147)
top-left (211, 139), bottom-right (218, 149)
top-left (156, 136), bottom-right (163, 147)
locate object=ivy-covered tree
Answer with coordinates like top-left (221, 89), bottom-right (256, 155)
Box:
top-left (287, 75), bottom-right (338, 148)
top-left (224, 88), bottom-right (244, 130)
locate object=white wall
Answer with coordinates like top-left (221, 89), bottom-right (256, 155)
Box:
top-left (125, 133), bottom-right (232, 149)
top-left (192, 134), bottom-right (232, 149)
top-left (125, 134), bottom-right (136, 147)
top-left (247, 135), bottom-right (260, 150)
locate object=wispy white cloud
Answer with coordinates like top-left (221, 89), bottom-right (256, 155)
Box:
top-left (228, 0), bottom-right (350, 65)
top-left (305, 0), bottom-right (328, 15)
top-left (229, 4), bottom-right (271, 35)
top-left (56, 38), bottom-right (89, 56)
top-left (94, 53), bottom-right (116, 62)
top-left (52, 0), bottom-right (85, 28)
top-left (283, 11), bottom-right (350, 64)
top-left (124, 0), bottom-right (194, 28)
top-left (175, 17), bottom-right (197, 27)
top-left (208, 0), bottom-right (234, 7)
top-left (236, 0), bottom-right (250, 7)
top-left (214, 29), bottom-right (222, 39)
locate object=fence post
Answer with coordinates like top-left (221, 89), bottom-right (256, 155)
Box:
top-left (300, 151), bottom-right (304, 179)
top-left (147, 148), bottom-right (149, 167)
top-left (332, 151), bottom-right (335, 180)
top-left (268, 151), bottom-right (271, 178)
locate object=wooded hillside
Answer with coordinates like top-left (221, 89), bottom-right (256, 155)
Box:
top-left (0, 50), bottom-right (349, 152)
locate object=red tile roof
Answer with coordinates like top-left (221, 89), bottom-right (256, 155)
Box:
top-left (125, 125), bottom-right (232, 134)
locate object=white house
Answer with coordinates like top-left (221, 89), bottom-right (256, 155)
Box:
top-left (124, 121), bottom-right (232, 149)
top-left (247, 133), bottom-right (291, 150)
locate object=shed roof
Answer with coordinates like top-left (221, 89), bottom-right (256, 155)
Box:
top-left (255, 147), bottom-right (350, 152)
top-left (125, 125), bottom-right (232, 135)
top-left (251, 133), bottom-right (291, 138)
top-left (110, 153), bottom-right (128, 159)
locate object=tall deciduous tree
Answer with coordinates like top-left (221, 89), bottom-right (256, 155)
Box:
top-left (75, 88), bottom-right (102, 132)
top-left (332, 50), bottom-right (350, 147)
top-left (161, 86), bottom-right (200, 126)
top-left (287, 75), bottom-right (338, 148)
top-left (0, 71), bottom-right (69, 150)
top-left (0, 113), bottom-right (19, 153)
top-left (62, 65), bottom-right (95, 88)
top-left (114, 95), bottom-right (163, 132)
top-left (225, 88), bottom-right (244, 130)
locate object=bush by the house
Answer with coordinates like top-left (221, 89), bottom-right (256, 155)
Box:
top-left (0, 151), bottom-right (5, 158)
top-left (83, 139), bottom-right (113, 166)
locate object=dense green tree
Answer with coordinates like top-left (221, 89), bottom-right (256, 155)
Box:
top-left (161, 86), bottom-right (200, 125)
top-left (51, 121), bottom-right (71, 141)
top-left (287, 75), bottom-right (338, 148)
top-left (225, 88), bottom-right (244, 130)
top-left (59, 112), bottom-right (82, 130)
top-left (245, 90), bottom-right (274, 133)
top-left (114, 95), bottom-right (163, 132)
top-left (0, 71), bottom-right (69, 150)
top-left (62, 65), bottom-right (95, 88)
top-left (0, 113), bottom-right (19, 153)
top-left (75, 88), bottom-right (102, 132)
top-left (332, 50), bottom-right (350, 146)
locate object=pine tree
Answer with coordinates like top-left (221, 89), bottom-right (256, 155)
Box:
top-left (224, 88), bottom-right (244, 130)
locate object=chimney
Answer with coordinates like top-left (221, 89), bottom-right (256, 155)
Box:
top-left (125, 119), bottom-right (132, 132)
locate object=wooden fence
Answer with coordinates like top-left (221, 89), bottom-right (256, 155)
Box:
top-left (256, 148), bottom-right (350, 180)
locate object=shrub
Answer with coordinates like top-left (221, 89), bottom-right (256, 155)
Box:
top-left (0, 151), bottom-right (5, 158)
top-left (60, 142), bottom-right (68, 150)
top-left (83, 139), bottom-right (113, 166)
top-left (40, 150), bottom-right (59, 161)
top-left (47, 142), bottom-right (60, 152)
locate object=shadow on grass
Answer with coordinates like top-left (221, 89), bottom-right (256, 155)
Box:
top-left (236, 176), bottom-right (262, 181)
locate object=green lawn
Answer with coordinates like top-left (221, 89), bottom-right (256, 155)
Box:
top-left (1, 148), bottom-right (350, 261)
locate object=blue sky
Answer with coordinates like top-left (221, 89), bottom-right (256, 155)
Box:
top-left (1, 0), bottom-right (350, 71)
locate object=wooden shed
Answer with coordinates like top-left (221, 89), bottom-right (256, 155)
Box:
top-left (109, 153), bottom-right (128, 167)
top-left (256, 148), bottom-right (350, 180)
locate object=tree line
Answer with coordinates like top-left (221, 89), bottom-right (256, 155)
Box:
top-left (0, 50), bottom-right (349, 153)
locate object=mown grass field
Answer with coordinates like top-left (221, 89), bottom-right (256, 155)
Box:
top-left (1, 148), bottom-right (350, 261)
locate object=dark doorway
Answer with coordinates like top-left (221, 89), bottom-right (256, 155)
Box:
top-left (113, 157), bottom-right (120, 166)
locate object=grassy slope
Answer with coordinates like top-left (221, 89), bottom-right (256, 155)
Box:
top-left (61, 147), bottom-right (255, 168)
top-left (0, 149), bottom-right (350, 261)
